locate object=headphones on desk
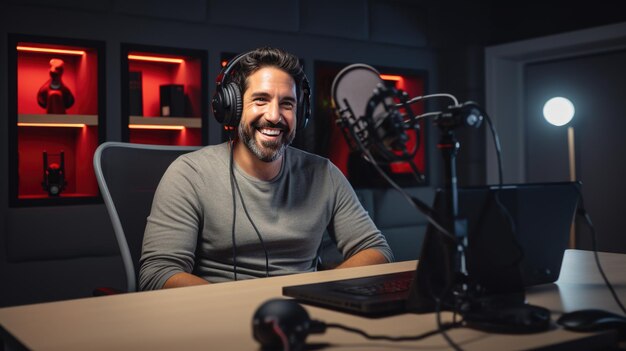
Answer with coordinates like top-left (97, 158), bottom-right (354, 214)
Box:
top-left (211, 50), bottom-right (312, 130)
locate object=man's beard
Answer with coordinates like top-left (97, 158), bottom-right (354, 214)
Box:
top-left (239, 119), bottom-right (295, 162)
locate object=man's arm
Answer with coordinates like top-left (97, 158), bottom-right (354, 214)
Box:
top-left (163, 272), bottom-right (209, 288)
top-left (139, 156), bottom-right (204, 291)
top-left (335, 248), bottom-right (389, 269)
top-left (325, 162), bottom-right (395, 266)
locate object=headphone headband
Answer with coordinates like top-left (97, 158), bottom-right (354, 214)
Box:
top-left (215, 52), bottom-right (248, 92)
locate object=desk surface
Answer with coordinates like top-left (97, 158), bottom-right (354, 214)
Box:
top-left (0, 249), bottom-right (624, 350)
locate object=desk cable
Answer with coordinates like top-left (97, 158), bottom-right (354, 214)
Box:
top-left (323, 319), bottom-right (462, 342)
top-left (576, 188), bottom-right (626, 314)
top-left (253, 298), bottom-right (463, 351)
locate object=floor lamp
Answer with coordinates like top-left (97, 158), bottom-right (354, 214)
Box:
top-left (543, 97), bottom-right (576, 248)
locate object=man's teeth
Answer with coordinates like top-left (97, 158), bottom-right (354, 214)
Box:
top-left (259, 128), bottom-right (281, 136)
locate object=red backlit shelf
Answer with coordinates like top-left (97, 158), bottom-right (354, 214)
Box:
top-left (129, 116), bottom-right (201, 129)
top-left (121, 44), bottom-right (208, 146)
top-left (8, 34), bottom-right (105, 207)
top-left (18, 114), bottom-right (99, 127)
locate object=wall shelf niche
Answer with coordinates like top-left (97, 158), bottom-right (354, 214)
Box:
top-left (121, 43), bottom-right (208, 146)
top-left (8, 34), bottom-right (106, 207)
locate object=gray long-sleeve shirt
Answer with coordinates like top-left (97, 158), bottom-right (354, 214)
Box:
top-left (139, 142), bottom-right (394, 290)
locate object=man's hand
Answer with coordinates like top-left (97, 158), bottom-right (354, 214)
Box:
top-left (335, 248), bottom-right (389, 269)
top-left (163, 272), bottom-right (209, 289)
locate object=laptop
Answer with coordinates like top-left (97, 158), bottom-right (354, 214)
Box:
top-left (283, 182), bottom-right (581, 317)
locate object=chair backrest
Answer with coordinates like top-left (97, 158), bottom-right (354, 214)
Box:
top-left (94, 142), bottom-right (201, 292)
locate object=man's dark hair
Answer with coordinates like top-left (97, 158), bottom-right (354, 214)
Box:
top-left (232, 47), bottom-right (305, 98)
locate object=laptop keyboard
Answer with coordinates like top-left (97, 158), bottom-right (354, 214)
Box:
top-left (336, 277), bottom-right (412, 296)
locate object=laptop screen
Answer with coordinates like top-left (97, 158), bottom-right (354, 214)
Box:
top-left (462, 182), bottom-right (580, 286)
top-left (408, 181), bottom-right (581, 312)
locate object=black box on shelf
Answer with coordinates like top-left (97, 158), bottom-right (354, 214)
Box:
top-left (160, 84), bottom-right (185, 117)
top-left (129, 71), bottom-right (143, 116)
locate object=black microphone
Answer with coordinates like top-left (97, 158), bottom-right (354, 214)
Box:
top-left (331, 64), bottom-right (421, 170)
top-left (252, 299), bottom-right (326, 351)
top-left (365, 83), bottom-right (411, 153)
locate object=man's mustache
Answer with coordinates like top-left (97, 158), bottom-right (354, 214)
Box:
top-left (252, 120), bottom-right (288, 131)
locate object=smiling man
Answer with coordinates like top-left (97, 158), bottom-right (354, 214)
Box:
top-left (235, 65), bottom-right (296, 178)
top-left (139, 47), bottom-right (393, 290)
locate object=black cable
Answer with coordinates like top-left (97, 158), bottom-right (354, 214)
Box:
top-left (408, 160), bottom-right (425, 184)
top-left (229, 139), bottom-right (239, 280)
top-left (361, 152), bottom-right (455, 242)
top-left (482, 113), bottom-right (524, 266)
top-left (576, 189), bottom-right (626, 314)
top-left (395, 93), bottom-right (460, 108)
top-left (435, 298), bottom-right (463, 351)
top-left (324, 320), bottom-right (461, 342)
top-left (348, 128), bottom-right (455, 241)
top-left (482, 112), bottom-right (503, 186)
top-left (230, 152), bottom-right (270, 278)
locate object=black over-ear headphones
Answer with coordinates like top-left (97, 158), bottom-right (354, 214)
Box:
top-left (211, 51), bottom-right (311, 130)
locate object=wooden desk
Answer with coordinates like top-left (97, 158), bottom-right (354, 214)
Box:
top-left (0, 249), bottom-right (624, 350)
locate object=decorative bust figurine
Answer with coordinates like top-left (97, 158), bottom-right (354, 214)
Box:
top-left (37, 58), bottom-right (75, 114)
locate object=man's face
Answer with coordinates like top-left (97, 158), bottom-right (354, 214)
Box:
top-left (239, 66), bottom-right (297, 162)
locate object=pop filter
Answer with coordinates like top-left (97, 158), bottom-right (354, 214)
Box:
top-left (331, 64), bottom-right (385, 151)
top-left (331, 63), bottom-right (384, 123)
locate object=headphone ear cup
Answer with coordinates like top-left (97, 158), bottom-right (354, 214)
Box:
top-left (213, 82), bottom-right (243, 127)
top-left (298, 94), bottom-right (310, 130)
top-left (297, 78), bottom-right (311, 130)
top-left (211, 86), bottom-right (227, 125)
top-left (225, 82), bottom-right (243, 127)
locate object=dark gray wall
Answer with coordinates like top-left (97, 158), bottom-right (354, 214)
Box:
top-left (525, 50), bottom-right (626, 253)
top-left (1, 0), bottom-right (447, 307)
